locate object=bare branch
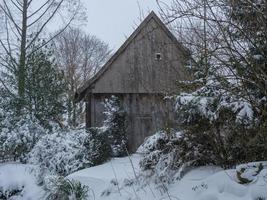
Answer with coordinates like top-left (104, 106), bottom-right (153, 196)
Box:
top-left (27, 0), bottom-right (55, 22)
top-left (0, 0), bottom-right (22, 36)
top-left (26, 0), bottom-right (64, 49)
top-left (10, 0), bottom-right (23, 12)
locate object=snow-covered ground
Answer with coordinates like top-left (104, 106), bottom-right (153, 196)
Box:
top-left (0, 163), bottom-right (44, 200)
top-left (68, 154), bottom-right (141, 199)
top-left (69, 155), bottom-right (267, 200)
top-left (1, 156), bottom-right (267, 200)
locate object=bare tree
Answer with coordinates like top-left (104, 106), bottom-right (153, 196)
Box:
top-left (156, 0), bottom-right (267, 110)
top-left (53, 27), bottom-right (111, 126)
top-left (0, 0), bottom-right (86, 109)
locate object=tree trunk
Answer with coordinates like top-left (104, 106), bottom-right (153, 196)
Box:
top-left (18, 0), bottom-right (28, 108)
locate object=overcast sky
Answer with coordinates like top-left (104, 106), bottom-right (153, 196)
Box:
top-left (80, 0), bottom-right (168, 50)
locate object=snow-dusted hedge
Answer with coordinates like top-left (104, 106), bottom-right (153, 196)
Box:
top-left (175, 80), bottom-right (267, 167)
top-left (138, 130), bottom-right (185, 183)
top-left (28, 128), bottom-right (111, 176)
top-left (139, 126), bottom-right (267, 185)
top-left (137, 131), bottom-right (169, 154)
top-left (28, 129), bottom-right (90, 176)
top-left (175, 82), bottom-right (255, 126)
top-left (0, 113), bottom-right (47, 162)
top-left (138, 128), bottom-right (267, 183)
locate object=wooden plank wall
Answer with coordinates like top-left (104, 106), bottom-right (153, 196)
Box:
top-left (90, 18), bottom-right (189, 94)
top-left (90, 93), bottom-right (176, 151)
top-left (84, 16), bottom-right (191, 151)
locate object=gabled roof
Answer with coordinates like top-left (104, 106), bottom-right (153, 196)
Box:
top-left (75, 11), bottom-right (189, 102)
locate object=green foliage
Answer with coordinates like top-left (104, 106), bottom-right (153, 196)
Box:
top-left (228, 0), bottom-right (267, 124)
top-left (177, 109), bottom-right (267, 168)
top-left (46, 176), bottom-right (89, 200)
top-left (0, 38), bottom-right (66, 129)
top-left (85, 128), bottom-right (112, 166)
top-left (102, 95), bottom-right (128, 157)
top-left (24, 40), bottom-right (66, 126)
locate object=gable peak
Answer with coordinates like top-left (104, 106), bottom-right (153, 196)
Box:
top-left (147, 10), bottom-right (157, 17)
top-left (144, 11), bottom-right (162, 23)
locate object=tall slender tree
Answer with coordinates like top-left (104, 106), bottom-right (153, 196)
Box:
top-left (0, 0), bottom-right (86, 110)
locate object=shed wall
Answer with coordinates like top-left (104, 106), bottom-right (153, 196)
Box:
top-left (89, 93), bottom-right (176, 151)
top-left (83, 15), bottom-right (190, 151)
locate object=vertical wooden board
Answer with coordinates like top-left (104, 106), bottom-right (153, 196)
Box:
top-left (85, 101), bottom-right (91, 128)
top-left (87, 93), bottom-right (177, 151)
top-left (91, 17), bottom-right (188, 94)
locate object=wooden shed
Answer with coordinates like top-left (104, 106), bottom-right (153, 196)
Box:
top-left (75, 11), bottom-right (190, 151)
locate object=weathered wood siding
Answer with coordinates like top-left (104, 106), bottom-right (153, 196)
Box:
top-left (88, 93), bottom-right (176, 151)
top-left (90, 17), bottom-right (189, 94)
top-left (82, 13), bottom-right (191, 151)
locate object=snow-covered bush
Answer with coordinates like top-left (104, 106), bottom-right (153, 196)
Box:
top-left (175, 79), bottom-right (267, 168)
top-left (138, 128), bottom-right (267, 183)
top-left (236, 162), bottom-right (265, 184)
top-left (0, 112), bottom-right (47, 162)
top-left (28, 128), bottom-right (112, 176)
top-left (45, 176), bottom-right (89, 200)
top-left (175, 81), bottom-right (256, 127)
top-left (137, 131), bottom-right (169, 154)
top-left (0, 187), bottom-right (23, 200)
top-left (101, 96), bottom-right (127, 157)
top-left (138, 130), bottom-right (186, 183)
top-left (28, 129), bottom-right (91, 176)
